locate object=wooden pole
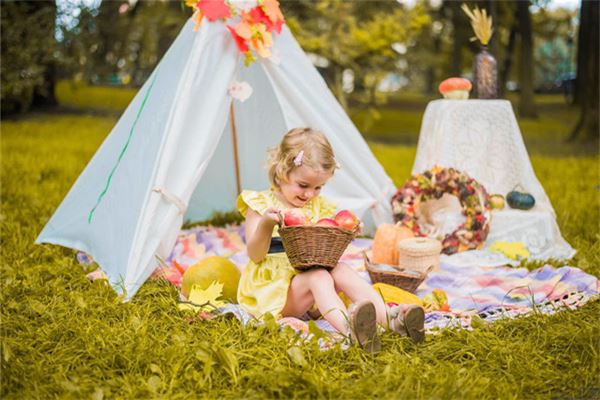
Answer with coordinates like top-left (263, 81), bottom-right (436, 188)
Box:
top-left (229, 101), bottom-right (242, 196)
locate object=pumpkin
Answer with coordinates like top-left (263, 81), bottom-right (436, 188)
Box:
top-left (181, 256), bottom-right (241, 302)
top-left (372, 223), bottom-right (414, 265)
top-left (439, 77), bottom-right (472, 99)
top-left (506, 186), bottom-right (535, 210)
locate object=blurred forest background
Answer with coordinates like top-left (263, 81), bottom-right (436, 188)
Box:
top-left (1, 0), bottom-right (598, 142)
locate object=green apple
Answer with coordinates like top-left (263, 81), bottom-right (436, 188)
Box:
top-left (489, 194), bottom-right (505, 210)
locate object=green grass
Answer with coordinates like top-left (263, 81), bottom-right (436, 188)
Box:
top-left (56, 81), bottom-right (136, 113)
top-left (1, 89), bottom-right (599, 399)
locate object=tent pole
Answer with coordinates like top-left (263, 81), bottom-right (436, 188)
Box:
top-left (229, 101), bottom-right (242, 196)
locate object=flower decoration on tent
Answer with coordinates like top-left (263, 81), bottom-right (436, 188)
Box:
top-left (186, 0), bottom-right (285, 66)
top-left (228, 80), bottom-right (253, 102)
top-left (391, 166), bottom-right (491, 255)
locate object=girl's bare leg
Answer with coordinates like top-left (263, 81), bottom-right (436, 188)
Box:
top-left (330, 263), bottom-right (388, 327)
top-left (281, 268), bottom-right (348, 333)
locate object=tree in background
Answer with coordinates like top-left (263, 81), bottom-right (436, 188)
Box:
top-left (532, 7), bottom-right (577, 91)
top-left (283, 0), bottom-right (429, 111)
top-left (569, 0), bottom-right (598, 141)
top-left (58, 0), bottom-right (187, 87)
top-left (1, 0), bottom-right (58, 115)
top-left (517, 0), bottom-right (538, 118)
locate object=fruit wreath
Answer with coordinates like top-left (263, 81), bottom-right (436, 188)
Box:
top-left (391, 166), bottom-right (491, 255)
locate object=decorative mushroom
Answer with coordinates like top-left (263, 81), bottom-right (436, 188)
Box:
top-left (439, 77), bottom-right (473, 100)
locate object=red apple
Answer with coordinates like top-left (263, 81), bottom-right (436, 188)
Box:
top-left (334, 209), bottom-right (359, 231)
top-left (315, 218), bottom-right (339, 227)
top-left (283, 209), bottom-right (310, 226)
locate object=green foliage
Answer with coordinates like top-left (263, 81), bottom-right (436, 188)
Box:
top-left (57, 1), bottom-right (188, 86)
top-left (283, 1), bottom-right (430, 110)
top-left (1, 90), bottom-right (598, 398)
top-left (0, 2), bottom-right (56, 114)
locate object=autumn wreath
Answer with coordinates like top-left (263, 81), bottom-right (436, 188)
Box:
top-left (391, 166), bottom-right (491, 255)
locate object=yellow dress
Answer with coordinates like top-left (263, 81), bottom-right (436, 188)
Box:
top-left (236, 189), bottom-right (337, 319)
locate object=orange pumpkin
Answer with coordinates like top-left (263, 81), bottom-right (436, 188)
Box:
top-left (371, 223), bottom-right (415, 265)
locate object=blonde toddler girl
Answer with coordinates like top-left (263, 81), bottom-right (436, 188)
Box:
top-left (237, 127), bottom-right (424, 351)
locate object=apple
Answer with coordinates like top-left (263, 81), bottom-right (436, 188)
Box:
top-left (334, 209), bottom-right (359, 231)
top-left (315, 218), bottom-right (339, 227)
top-left (283, 209), bottom-right (310, 226)
top-left (489, 194), bottom-right (505, 210)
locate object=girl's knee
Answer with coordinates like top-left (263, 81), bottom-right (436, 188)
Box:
top-left (331, 262), bottom-right (353, 282)
top-left (305, 268), bottom-right (334, 287)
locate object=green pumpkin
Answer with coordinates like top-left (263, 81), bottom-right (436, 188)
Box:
top-left (506, 187), bottom-right (535, 210)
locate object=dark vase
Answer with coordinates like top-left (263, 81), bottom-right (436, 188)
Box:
top-left (473, 46), bottom-right (498, 99)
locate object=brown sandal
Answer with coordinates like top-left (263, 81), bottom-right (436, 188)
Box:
top-left (348, 300), bottom-right (381, 353)
top-left (390, 304), bottom-right (425, 344)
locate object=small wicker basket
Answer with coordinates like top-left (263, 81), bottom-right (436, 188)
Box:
top-left (397, 237), bottom-right (442, 273)
top-left (279, 225), bottom-right (355, 271)
top-left (363, 252), bottom-right (430, 293)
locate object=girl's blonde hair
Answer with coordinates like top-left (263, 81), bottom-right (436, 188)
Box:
top-left (267, 127), bottom-right (337, 188)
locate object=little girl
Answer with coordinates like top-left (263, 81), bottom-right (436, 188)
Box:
top-left (237, 127), bottom-right (424, 351)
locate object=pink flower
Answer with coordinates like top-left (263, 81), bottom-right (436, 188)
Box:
top-left (196, 0), bottom-right (231, 21)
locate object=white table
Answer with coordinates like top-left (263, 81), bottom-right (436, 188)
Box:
top-left (413, 100), bottom-right (575, 263)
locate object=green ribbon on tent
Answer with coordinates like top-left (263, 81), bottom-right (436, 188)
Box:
top-left (88, 71), bottom-right (158, 223)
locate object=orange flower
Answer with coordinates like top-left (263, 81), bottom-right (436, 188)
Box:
top-left (249, 5), bottom-right (283, 33)
top-left (261, 0), bottom-right (284, 25)
top-left (193, 11), bottom-right (204, 32)
top-left (233, 21), bottom-right (252, 40)
top-left (249, 24), bottom-right (272, 58)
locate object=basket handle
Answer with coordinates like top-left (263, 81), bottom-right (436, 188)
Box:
top-left (421, 265), bottom-right (434, 278)
top-left (362, 251), bottom-right (371, 267)
top-left (273, 209), bottom-right (284, 228)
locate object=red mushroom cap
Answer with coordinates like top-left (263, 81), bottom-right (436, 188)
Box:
top-left (439, 77), bottom-right (472, 94)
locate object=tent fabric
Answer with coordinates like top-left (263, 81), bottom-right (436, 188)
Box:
top-left (36, 18), bottom-right (395, 298)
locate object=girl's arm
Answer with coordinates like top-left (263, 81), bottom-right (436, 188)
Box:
top-left (245, 208), bottom-right (281, 263)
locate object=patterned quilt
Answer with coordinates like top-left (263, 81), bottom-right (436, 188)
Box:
top-left (154, 224), bottom-right (599, 332)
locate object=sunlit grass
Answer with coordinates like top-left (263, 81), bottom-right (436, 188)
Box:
top-left (56, 81), bottom-right (136, 112)
top-left (1, 88), bottom-right (598, 398)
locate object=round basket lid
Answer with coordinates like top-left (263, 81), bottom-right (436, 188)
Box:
top-left (397, 237), bottom-right (442, 255)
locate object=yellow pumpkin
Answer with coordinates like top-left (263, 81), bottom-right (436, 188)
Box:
top-left (371, 223), bottom-right (414, 265)
top-left (181, 256), bottom-right (241, 302)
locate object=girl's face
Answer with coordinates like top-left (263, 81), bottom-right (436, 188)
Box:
top-left (278, 165), bottom-right (332, 208)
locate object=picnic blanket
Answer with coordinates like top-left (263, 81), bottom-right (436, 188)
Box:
top-left (149, 224), bottom-right (599, 333)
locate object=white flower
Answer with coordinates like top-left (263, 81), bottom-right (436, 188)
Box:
top-left (228, 80), bottom-right (253, 102)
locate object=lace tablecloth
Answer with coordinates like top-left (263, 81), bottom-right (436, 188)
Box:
top-left (413, 100), bottom-right (575, 262)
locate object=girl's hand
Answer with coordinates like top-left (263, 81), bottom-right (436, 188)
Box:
top-left (262, 207), bottom-right (283, 226)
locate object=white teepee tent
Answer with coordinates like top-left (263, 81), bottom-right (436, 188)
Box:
top-left (36, 18), bottom-right (396, 298)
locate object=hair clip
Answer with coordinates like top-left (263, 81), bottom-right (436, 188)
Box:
top-left (293, 150), bottom-right (304, 167)
top-left (335, 159), bottom-right (341, 169)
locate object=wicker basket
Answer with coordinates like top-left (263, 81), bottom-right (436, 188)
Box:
top-left (279, 225), bottom-right (355, 271)
top-left (397, 237), bottom-right (442, 273)
top-left (363, 252), bottom-right (430, 293)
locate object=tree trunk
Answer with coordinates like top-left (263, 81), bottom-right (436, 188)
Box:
top-left (499, 22), bottom-right (517, 98)
top-left (487, 0), bottom-right (498, 58)
top-left (32, 0), bottom-right (58, 108)
top-left (569, 0), bottom-right (599, 142)
top-left (425, 34), bottom-right (441, 94)
top-left (450, 1), bottom-right (462, 76)
top-left (517, 0), bottom-right (538, 118)
top-left (332, 66), bottom-right (348, 111)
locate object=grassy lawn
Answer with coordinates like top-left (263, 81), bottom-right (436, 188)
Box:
top-left (1, 86), bottom-right (599, 399)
